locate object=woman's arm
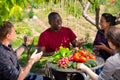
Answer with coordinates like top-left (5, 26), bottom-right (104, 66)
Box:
top-left (77, 63), bottom-right (98, 80)
top-left (77, 55), bottom-right (117, 80)
top-left (94, 43), bottom-right (115, 55)
top-left (103, 46), bottom-right (114, 55)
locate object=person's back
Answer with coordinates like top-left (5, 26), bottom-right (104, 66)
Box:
top-left (101, 52), bottom-right (120, 80)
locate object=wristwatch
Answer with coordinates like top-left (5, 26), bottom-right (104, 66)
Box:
top-left (22, 43), bottom-right (27, 47)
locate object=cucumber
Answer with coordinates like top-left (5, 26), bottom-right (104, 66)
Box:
top-left (84, 60), bottom-right (97, 67)
top-left (84, 63), bottom-right (92, 68)
top-left (72, 62), bottom-right (77, 69)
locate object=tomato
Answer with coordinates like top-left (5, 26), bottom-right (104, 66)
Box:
top-left (79, 56), bottom-right (87, 63)
top-left (86, 56), bottom-right (90, 60)
top-left (73, 52), bottom-right (80, 62)
top-left (79, 50), bottom-right (86, 56)
top-left (87, 54), bottom-right (96, 60)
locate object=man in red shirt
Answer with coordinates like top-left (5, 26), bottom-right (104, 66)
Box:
top-left (38, 25), bottom-right (77, 53)
top-left (38, 12), bottom-right (84, 80)
top-left (38, 12), bottom-right (83, 56)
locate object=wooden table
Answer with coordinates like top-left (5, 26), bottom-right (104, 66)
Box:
top-left (45, 56), bottom-right (104, 80)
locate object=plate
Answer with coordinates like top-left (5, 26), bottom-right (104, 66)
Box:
top-left (46, 56), bottom-right (104, 72)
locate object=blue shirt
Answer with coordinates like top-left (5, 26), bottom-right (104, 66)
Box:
top-left (0, 43), bottom-right (20, 80)
top-left (93, 30), bottom-right (111, 60)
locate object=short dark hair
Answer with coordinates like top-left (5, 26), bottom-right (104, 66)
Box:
top-left (48, 12), bottom-right (61, 20)
top-left (0, 21), bottom-right (14, 41)
top-left (106, 26), bottom-right (120, 49)
top-left (48, 12), bottom-right (62, 24)
top-left (102, 13), bottom-right (116, 26)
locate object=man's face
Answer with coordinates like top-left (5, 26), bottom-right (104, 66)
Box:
top-left (49, 15), bottom-right (62, 30)
top-left (7, 27), bottom-right (16, 42)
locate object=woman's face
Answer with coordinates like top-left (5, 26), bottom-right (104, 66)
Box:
top-left (100, 16), bottom-right (110, 30)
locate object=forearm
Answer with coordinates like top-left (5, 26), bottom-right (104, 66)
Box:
top-left (84, 68), bottom-right (98, 80)
top-left (104, 47), bottom-right (114, 55)
top-left (77, 63), bottom-right (98, 80)
top-left (17, 59), bottom-right (34, 80)
top-left (15, 44), bottom-right (26, 58)
top-left (43, 52), bottom-right (54, 56)
top-left (71, 40), bottom-right (78, 47)
top-left (72, 40), bottom-right (84, 47)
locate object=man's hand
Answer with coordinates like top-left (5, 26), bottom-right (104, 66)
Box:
top-left (30, 49), bottom-right (43, 63)
top-left (77, 39), bottom-right (85, 45)
top-left (24, 36), bottom-right (33, 46)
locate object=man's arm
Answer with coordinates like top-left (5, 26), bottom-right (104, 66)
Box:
top-left (15, 44), bottom-right (27, 58)
top-left (71, 40), bottom-right (77, 47)
top-left (15, 36), bottom-right (33, 58)
top-left (17, 58), bottom-right (34, 80)
top-left (71, 39), bottom-right (85, 47)
top-left (17, 50), bottom-right (43, 80)
top-left (38, 46), bottom-right (54, 56)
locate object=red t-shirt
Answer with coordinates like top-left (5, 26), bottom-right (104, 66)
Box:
top-left (38, 27), bottom-right (76, 52)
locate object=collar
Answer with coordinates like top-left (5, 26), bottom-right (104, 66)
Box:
top-left (0, 42), bottom-right (13, 51)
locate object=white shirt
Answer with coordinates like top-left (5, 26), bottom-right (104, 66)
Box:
top-left (95, 53), bottom-right (120, 80)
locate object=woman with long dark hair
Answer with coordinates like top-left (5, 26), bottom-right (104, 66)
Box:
top-left (77, 26), bottom-right (120, 80)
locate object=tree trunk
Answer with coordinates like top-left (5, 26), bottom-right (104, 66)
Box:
top-left (95, 8), bottom-right (100, 30)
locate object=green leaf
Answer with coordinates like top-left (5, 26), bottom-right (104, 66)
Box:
top-left (9, 4), bottom-right (24, 21)
top-left (10, 0), bottom-right (15, 5)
